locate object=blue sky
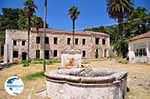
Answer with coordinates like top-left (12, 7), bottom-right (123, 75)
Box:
top-left (0, 0), bottom-right (149, 30)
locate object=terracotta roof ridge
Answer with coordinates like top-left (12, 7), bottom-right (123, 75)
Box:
top-left (129, 31), bottom-right (150, 41)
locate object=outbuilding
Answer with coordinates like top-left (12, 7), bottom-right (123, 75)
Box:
top-left (128, 31), bottom-right (150, 64)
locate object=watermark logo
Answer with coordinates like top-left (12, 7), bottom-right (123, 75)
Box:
top-left (4, 76), bottom-right (24, 96)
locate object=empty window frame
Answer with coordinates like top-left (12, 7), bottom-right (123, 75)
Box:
top-left (102, 39), bottom-right (106, 45)
top-left (13, 51), bottom-right (18, 58)
top-left (44, 50), bottom-right (49, 59)
top-left (53, 50), bottom-right (57, 57)
top-left (54, 37), bottom-right (58, 44)
top-left (36, 50), bottom-right (40, 59)
top-left (82, 39), bottom-right (86, 45)
top-left (135, 48), bottom-right (147, 56)
top-left (75, 38), bottom-right (78, 45)
top-left (95, 38), bottom-right (99, 45)
top-left (13, 40), bottom-right (17, 46)
top-left (82, 50), bottom-right (86, 57)
top-left (67, 38), bottom-right (71, 45)
top-left (22, 41), bottom-right (25, 46)
top-left (36, 37), bottom-right (40, 44)
top-left (45, 37), bottom-right (49, 44)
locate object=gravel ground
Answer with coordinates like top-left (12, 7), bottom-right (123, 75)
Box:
top-left (0, 59), bottom-right (150, 99)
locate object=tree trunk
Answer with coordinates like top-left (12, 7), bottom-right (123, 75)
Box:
top-left (72, 20), bottom-right (75, 47)
top-left (118, 16), bottom-right (126, 58)
top-left (43, 0), bottom-right (47, 72)
top-left (27, 17), bottom-right (31, 66)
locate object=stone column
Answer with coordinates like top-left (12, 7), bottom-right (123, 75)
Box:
top-left (0, 42), bottom-right (1, 58)
top-left (146, 40), bottom-right (150, 64)
top-left (128, 42), bottom-right (135, 63)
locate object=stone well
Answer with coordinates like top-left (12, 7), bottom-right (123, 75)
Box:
top-left (45, 68), bottom-right (128, 99)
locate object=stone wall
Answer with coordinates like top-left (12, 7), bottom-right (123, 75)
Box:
top-left (4, 29), bottom-right (110, 63)
top-left (128, 38), bottom-right (150, 64)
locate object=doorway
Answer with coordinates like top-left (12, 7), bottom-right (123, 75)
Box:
top-left (95, 49), bottom-right (99, 58)
top-left (22, 52), bottom-right (27, 60)
top-left (104, 49), bottom-right (107, 57)
top-left (45, 50), bottom-right (49, 59)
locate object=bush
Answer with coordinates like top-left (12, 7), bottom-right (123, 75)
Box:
top-left (25, 71), bottom-right (44, 80)
top-left (118, 58), bottom-right (128, 64)
top-left (31, 58), bottom-right (61, 65)
top-left (21, 60), bottom-right (31, 67)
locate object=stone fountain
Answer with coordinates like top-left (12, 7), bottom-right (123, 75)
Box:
top-left (45, 47), bottom-right (128, 99)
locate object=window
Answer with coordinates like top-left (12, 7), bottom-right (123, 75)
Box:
top-left (53, 50), bottom-right (57, 57)
top-left (82, 39), bottom-right (86, 45)
top-left (67, 38), bottom-right (71, 45)
top-left (135, 49), bottom-right (138, 56)
top-left (13, 40), bottom-right (17, 46)
top-left (95, 38), bottom-right (99, 45)
top-left (95, 49), bottom-right (99, 58)
top-left (82, 50), bottom-right (86, 57)
top-left (13, 51), bottom-right (18, 58)
top-left (44, 50), bottom-right (49, 59)
top-left (36, 50), bottom-right (40, 59)
top-left (36, 37), bottom-right (40, 44)
top-left (102, 39), bottom-right (106, 45)
top-left (22, 41), bottom-right (25, 46)
top-left (1, 46), bottom-right (4, 56)
top-left (45, 37), bottom-right (49, 44)
top-left (135, 48), bottom-right (147, 56)
top-left (54, 37), bottom-right (58, 44)
top-left (75, 38), bottom-right (78, 45)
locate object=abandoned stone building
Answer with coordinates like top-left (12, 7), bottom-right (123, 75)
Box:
top-left (128, 31), bottom-right (150, 64)
top-left (0, 41), bottom-right (4, 62)
top-left (4, 28), bottom-right (110, 63)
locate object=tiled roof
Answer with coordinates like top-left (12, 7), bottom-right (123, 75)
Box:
top-left (31, 28), bottom-right (109, 37)
top-left (129, 31), bottom-right (150, 41)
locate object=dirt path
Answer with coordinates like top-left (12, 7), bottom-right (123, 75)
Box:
top-left (0, 60), bottom-right (150, 99)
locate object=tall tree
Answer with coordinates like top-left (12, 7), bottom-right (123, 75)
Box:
top-left (107, 0), bottom-right (134, 57)
top-left (68, 6), bottom-right (80, 47)
top-left (43, 0), bottom-right (47, 72)
top-left (24, 0), bottom-right (37, 65)
top-left (124, 7), bottom-right (150, 37)
top-left (0, 8), bottom-right (20, 31)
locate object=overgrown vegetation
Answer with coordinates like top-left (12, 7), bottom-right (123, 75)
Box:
top-left (21, 60), bottom-right (31, 67)
top-left (25, 71), bottom-right (44, 80)
top-left (21, 58), bottom-right (61, 66)
top-left (84, 7), bottom-right (150, 57)
top-left (0, 7), bottom-right (48, 42)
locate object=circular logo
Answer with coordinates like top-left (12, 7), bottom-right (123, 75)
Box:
top-left (4, 76), bottom-right (24, 96)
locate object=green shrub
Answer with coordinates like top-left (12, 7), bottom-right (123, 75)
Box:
top-left (31, 58), bottom-right (61, 65)
top-left (25, 71), bottom-right (44, 80)
top-left (21, 60), bottom-right (31, 67)
top-left (118, 58), bottom-right (128, 64)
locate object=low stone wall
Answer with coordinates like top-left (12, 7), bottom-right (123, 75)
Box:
top-left (45, 68), bottom-right (128, 99)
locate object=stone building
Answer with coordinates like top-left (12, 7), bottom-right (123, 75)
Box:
top-left (128, 31), bottom-right (150, 64)
top-left (0, 41), bottom-right (4, 62)
top-left (4, 28), bottom-right (110, 63)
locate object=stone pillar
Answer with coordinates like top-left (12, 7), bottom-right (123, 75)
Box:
top-left (128, 42), bottom-right (135, 63)
top-left (146, 41), bottom-right (150, 64)
top-left (4, 44), bottom-right (8, 63)
top-left (107, 37), bottom-right (110, 57)
top-left (0, 42), bottom-right (1, 58)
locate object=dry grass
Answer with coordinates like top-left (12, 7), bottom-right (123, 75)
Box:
top-left (0, 59), bottom-right (150, 99)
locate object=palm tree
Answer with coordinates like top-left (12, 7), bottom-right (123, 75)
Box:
top-left (68, 6), bottom-right (80, 47)
top-left (106, 0), bottom-right (134, 57)
top-left (43, 0), bottom-right (47, 72)
top-left (24, 0), bottom-right (37, 65)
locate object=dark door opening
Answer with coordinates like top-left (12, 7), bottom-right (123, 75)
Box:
top-left (104, 49), bottom-right (107, 57)
top-left (45, 50), bottom-right (49, 59)
top-left (95, 49), bottom-right (99, 58)
top-left (22, 52), bottom-right (27, 60)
